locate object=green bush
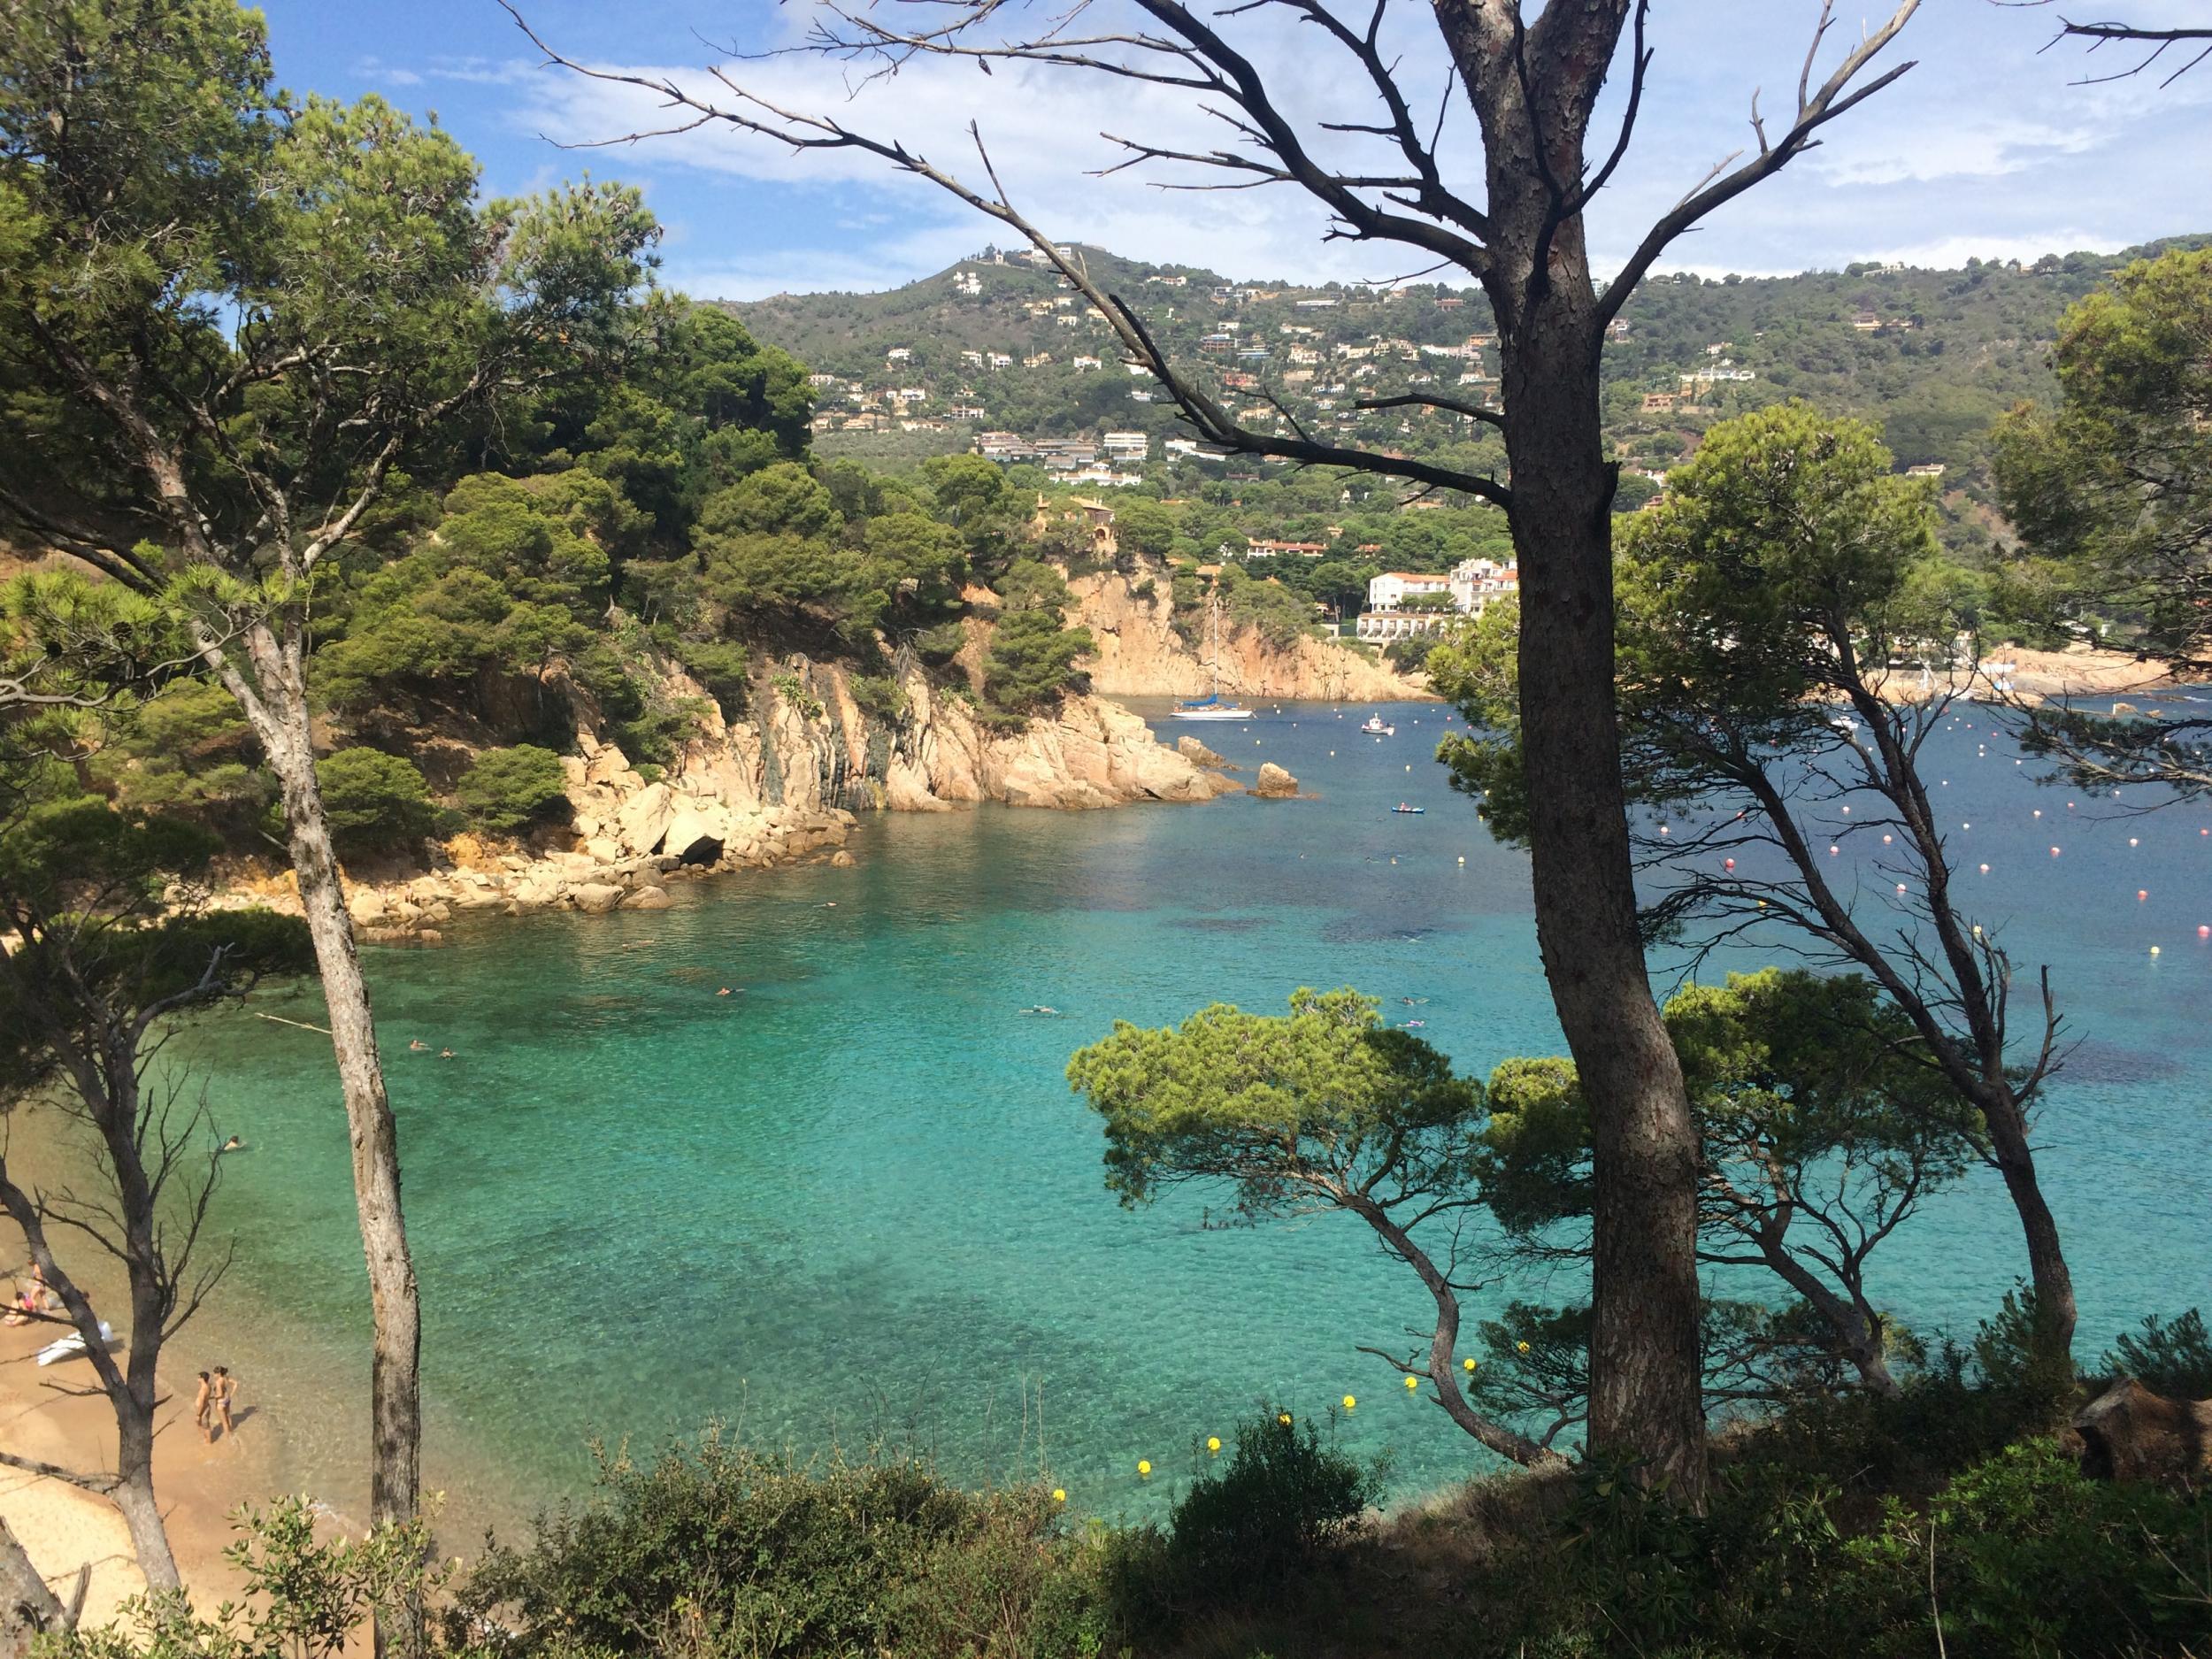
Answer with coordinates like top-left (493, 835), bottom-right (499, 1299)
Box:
top-left (984, 611), bottom-right (1092, 712)
top-left (668, 636), bottom-right (750, 718)
top-left (313, 748), bottom-right (434, 858)
top-left (42, 1496), bottom-right (450, 1659)
top-left (847, 672), bottom-right (906, 724)
top-left (1166, 1410), bottom-right (1381, 1589)
top-left (2100, 1309), bottom-right (2212, 1396)
top-left (449, 1430), bottom-right (1113, 1659)
top-left (1839, 1439), bottom-right (2212, 1657)
top-left (456, 745), bottom-right (570, 836)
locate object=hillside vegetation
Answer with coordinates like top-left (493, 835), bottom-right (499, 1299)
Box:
top-left (728, 236), bottom-right (2211, 559)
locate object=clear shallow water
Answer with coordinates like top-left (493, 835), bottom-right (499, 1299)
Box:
top-left (150, 700), bottom-right (2212, 1533)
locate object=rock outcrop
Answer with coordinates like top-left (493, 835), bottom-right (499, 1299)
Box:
top-left (1252, 762), bottom-right (1300, 799)
top-left (1177, 735), bottom-right (1231, 770)
top-left (2070, 1378), bottom-right (2212, 1483)
top-left (225, 640), bottom-right (1240, 943)
top-left (1067, 572), bottom-right (1431, 702)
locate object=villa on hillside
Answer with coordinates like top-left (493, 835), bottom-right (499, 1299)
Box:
top-left (1356, 558), bottom-right (1519, 641)
top-left (1034, 493), bottom-right (1120, 554)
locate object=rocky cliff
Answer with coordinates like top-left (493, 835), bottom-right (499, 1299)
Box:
top-left (1066, 572), bottom-right (1432, 702)
top-left (237, 649), bottom-right (1238, 941)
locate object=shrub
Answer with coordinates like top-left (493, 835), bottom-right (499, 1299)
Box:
top-left (456, 745), bottom-right (570, 836)
top-left (449, 1430), bottom-right (1113, 1659)
top-left (313, 748), bottom-right (434, 858)
top-left (847, 672), bottom-right (906, 724)
top-left (1166, 1410), bottom-right (1381, 1589)
top-left (985, 611), bottom-right (1092, 711)
top-left (668, 636), bottom-right (751, 718)
top-left (772, 671), bottom-right (825, 718)
top-left (2100, 1309), bottom-right (2212, 1396)
top-left (1838, 1439), bottom-right (2212, 1658)
top-left (42, 1496), bottom-right (449, 1659)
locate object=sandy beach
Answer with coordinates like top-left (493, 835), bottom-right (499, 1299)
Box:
top-left (0, 1270), bottom-right (292, 1626)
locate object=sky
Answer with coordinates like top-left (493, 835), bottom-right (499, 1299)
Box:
top-left (257, 0), bottom-right (2212, 301)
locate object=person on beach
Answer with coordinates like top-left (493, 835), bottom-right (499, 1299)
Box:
top-left (212, 1366), bottom-right (237, 1439)
top-left (194, 1371), bottom-right (214, 1442)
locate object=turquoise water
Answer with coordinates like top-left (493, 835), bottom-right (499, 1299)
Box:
top-left (152, 700), bottom-right (2212, 1533)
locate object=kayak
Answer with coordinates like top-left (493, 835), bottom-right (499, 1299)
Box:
top-left (1391, 806), bottom-right (1425, 815)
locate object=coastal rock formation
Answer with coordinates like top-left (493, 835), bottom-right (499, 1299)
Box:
top-left (1067, 571), bottom-right (1429, 702)
top-left (2070, 1379), bottom-right (2212, 1483)
top-left (879, 671), bottom-right (1240, 811)
top-left (1177, 735), bottom-right (1231, 770)
top-left (225, 644), bottom-right (1238, 942)
top-left (1252, 763), bottom-right (1300, 798)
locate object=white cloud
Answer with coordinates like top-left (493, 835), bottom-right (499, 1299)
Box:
top-left (488, 0), bottom-right (2210, 296)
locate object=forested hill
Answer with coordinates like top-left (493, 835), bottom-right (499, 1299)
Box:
top-left (723, 235), bottom-right (2211, 522)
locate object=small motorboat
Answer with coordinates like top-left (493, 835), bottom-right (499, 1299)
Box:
top-left (36, 1320), bottom-right (113, 1367)
top-left (1361, 715), bottom-right (1395, 736)
top-left (1391, 803), bottom-right (1425, 815)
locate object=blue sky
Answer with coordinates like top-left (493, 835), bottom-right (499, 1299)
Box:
top-left (259, 0), bottom-right (2210, 300)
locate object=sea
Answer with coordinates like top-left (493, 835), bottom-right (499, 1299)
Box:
top-left (124, 698), bottom-right (2211, 1537)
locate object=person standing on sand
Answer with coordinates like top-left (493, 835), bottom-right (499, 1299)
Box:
top-left (212, 1366), bottom-right (237, 1440)
top-left (193, 1371), bottom-right (214, 1443)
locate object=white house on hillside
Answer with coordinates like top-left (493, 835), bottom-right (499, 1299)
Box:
top-left (1367, 571), bottom-right (1451, 611)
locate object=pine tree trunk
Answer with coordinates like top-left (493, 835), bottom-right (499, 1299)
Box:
top-left (1984, 1103), bottom-right (2078, 1361)
top-left (1497, 279), bottom-right (1709, 1505)
top-left (0, 1517), bottom-right (66, 1659)
top-left (236, 633), bottom-right (422, 1540)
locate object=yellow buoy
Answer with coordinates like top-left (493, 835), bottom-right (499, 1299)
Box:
top-left (1137, 1460), bottom-right (1151, 1478)
top-left (1517, 1340), bottom-right (1531, 1354)
top-left (1343, 1394), bottom-right (1357, 1410)
top-left (1278, 1412), bottom-right (1293, 1426)
top-left (1206, 1436), bottom-right (1221, 1455)
top-left (1404, 1375), bottom-right (1419, 1391)
top-left (1463, 1357), bottom-right (1478, 1373)
top-left (1052, 1488), bottom-right (1066, 1503)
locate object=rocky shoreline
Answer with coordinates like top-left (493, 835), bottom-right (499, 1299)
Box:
top-left (217, 663), bottom-right (1244, 942)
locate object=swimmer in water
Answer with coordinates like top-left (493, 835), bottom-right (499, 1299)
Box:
top-left (718, 987), bottom-right (733, 996)
top-left (219, 1135), bottom-right (243, 1154)
top-left (408, 1039), bottom-right (428, 1052)
top-left (439, 1048), bottom-right (454, 1059)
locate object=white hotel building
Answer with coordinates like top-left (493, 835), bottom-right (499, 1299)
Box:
top-left (1355, 557), bottom-right (1519, 641)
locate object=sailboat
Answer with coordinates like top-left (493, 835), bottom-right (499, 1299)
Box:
top-left (1172, 590), bottom-right (1254, 720)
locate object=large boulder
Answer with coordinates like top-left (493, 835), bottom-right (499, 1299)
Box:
top-left (661, 804), bottom-right (726, 865)
top-left (625, 885), bottom-right (673, 910)
top-left (2071, 1379), bottom-right (2212, 1482)
top-left (1251, 762), bottom-right (1299, 798)
top-left (571, 882), bottom-right (626, 915)
top-left (1176, 734), bottom-right (1230, 770)
top-left (583, 744), bottom-right (634, 787)
top-left (616, 782), bottom-right (674, 856)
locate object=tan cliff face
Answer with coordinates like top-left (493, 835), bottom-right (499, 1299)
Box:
top-left (222, 648), bottom-right (1240, 940)
top-left (1064, 571), bottom-right (1432, 703)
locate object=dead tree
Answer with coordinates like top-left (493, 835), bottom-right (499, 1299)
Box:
top-left (2007, 5), bottom-right (2212, 85)
top-left (510, 0), bottom-right (1921, 1498)
top-left (0, 798), bottom-right (305, 1588)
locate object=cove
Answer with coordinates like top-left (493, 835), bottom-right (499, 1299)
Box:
top-left (158, 701), bottom-right (2212, 1533)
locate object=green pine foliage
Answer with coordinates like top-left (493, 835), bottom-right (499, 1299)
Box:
top-left (312, 749), bottom-right (434, 857)
top-left (455, 746), bottom-right (571, 836)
